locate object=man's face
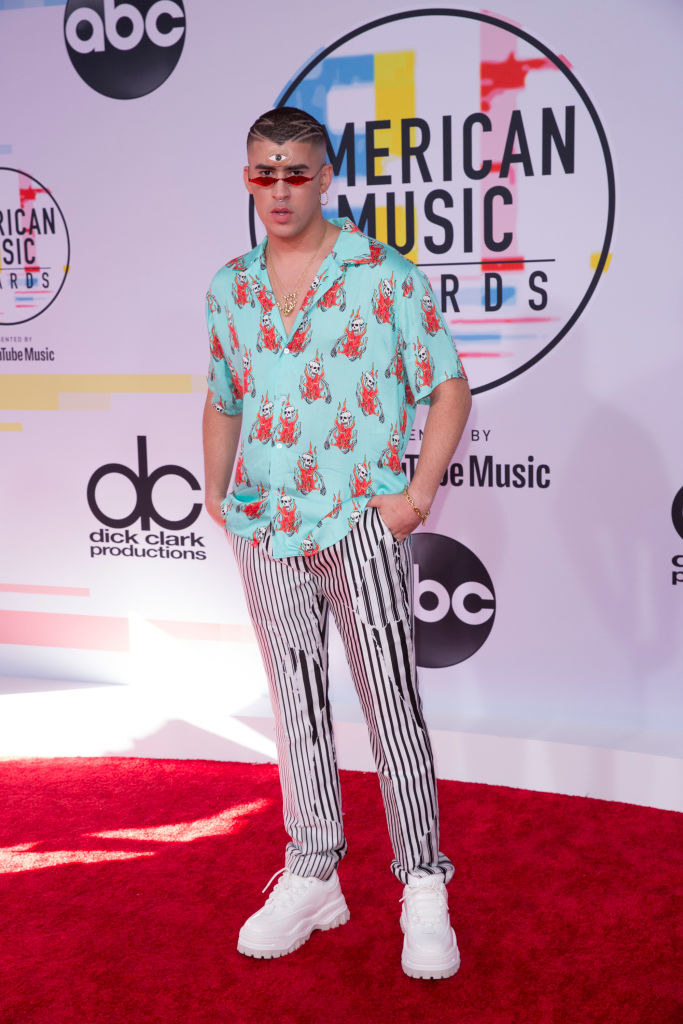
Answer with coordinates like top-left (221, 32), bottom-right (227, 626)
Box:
top-left (244, 137), bottom-right (333, 241)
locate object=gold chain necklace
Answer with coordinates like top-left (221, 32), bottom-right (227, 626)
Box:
top-left (265, 224), bottom-right (328, 317)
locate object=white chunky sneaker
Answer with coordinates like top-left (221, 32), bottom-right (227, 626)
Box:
top-left (400, 874), bottom-right (460, 980)
top-left (237, 868), bottom-right (350, 959)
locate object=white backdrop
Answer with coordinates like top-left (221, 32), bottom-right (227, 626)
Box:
top-left (1, 0), bottom-right (681, 811)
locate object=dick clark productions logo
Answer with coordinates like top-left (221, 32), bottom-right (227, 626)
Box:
top-left (87, 437), bottom-right (206, 562)
top-left (412, 533), bottom-right (495, 667)
top-left (64, 0), bottom-right (186, 99)
top-left (87, 435), bottom-right (201, 530)
top-left (262, 9), bottom-right (615, 395)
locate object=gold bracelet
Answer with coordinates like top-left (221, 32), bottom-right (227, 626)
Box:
top-left (402, 486), bottom-right (429, 526)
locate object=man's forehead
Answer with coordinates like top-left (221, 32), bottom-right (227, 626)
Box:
top-left (247, 137), bottom-right (319, 167)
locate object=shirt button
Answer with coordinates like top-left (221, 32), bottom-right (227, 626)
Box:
top-left (276, 443), bottom-right (283, 449)
top-left (283, 348), bottom-right (290, 355)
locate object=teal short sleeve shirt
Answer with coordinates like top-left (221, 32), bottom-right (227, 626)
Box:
top-left (205, 218), bottom-right (467, 558)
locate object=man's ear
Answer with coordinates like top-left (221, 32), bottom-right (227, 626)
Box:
top-left (243, 166), bottom-right (253, 194)
top-left (320, 162), bottom-right (334, 195)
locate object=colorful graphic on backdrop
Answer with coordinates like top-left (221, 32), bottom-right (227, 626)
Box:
top-left (255, 10), bottom-right (615, 394)
top-left (64, 0), bottom-right (186, 99)
top-left (0, 168), bottom-right (70, 326)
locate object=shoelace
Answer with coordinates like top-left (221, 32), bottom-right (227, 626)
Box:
top-left (400, 878), bottom-right (448, 930)
top-left (261, 868), bottom-right (316, 908)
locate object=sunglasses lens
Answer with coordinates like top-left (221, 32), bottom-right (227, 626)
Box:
top-left (248, 174), bottom-right (316, 187)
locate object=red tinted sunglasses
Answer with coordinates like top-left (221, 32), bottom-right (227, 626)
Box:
top-left (248, 165), bottom-right (324, 188)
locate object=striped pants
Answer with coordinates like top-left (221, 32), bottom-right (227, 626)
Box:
top-left (230, 507), bottom-right (454, 885)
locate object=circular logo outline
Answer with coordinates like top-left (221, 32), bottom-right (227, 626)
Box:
top-left (250, 7), bottom-right (616, 396)
top-left (0, 167), bottom-right (71, 326)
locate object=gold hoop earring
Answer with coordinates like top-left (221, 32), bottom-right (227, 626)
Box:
top-left (320, 192), bottom-right (329, 207)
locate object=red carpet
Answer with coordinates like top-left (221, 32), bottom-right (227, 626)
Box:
top-left (0, 758), bottom-right (681, 1024)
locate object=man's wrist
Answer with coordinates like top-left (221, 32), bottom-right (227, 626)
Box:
top-left (402, 487), bottom-right (430, 526)
top-left (404, 480), bottom-right (433, 515)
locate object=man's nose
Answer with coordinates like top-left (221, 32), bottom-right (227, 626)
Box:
top-left (272, 176), bottom-right (292, 200)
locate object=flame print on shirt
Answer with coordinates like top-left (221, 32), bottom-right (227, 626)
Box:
top-left (300, 272), bottom-right (327, 313)
top-left (316, 490), bottom-right (342, 528)
top-left (324, 399), bottom-right (358, 454)
top-left (413, 340), bottom-right (435, 391)
top-left (209, 324), bottom-right (224, 361)
top-left (294, 443), bottom-right (326, 495)
top-left (349, 455), bottom-right (374, 498)
top-left (343, 238), bottom-right (386, 270)
top-left (256, 311), bottom-right (282, 353)
top-left (235, 443), bottom-right (250, 488)
top-left (247, 393), bottom-right (274, 444)
top-left (385, 329), bottom-right (407, 381)
top-left (226, 309), bottom-right (240, 353)
top-left (299, 350), bottom-right (331, 405)
top-left (272, 397), bottom-right (301, 448)
top-left (356, 365), bottom-right (385, 422)
top-left (317, 274), bottom-right (347, 313)
top-left (372, 274), bottom-right (396, 328)
top-left (236, 483), bottom-right (269, 520)
top-left (420, 289), bottom-right (444, 336)
top-left (242, 348), bottom-right (256, 398)
top-left (287, 314), bottom-right (313, 356)
top-left (331, 308), bottom-right (368, 361)
top-left (274, 487), bottom-right (302, 535)
top-left (225, 255), bottom-right (247, 272)
top-left (347, 500), bottom-right (364, 530)
top-left (206, 290), bottom-right (220, 313)
top-left (299, 533), bottom-right (321, 557)
top-left (250, 276), bottom-right (274, 314)
top-left (232, 270), bottom-right (255, 309)
top-left (227, 357), bottom-right (244, 403)
top-left (378, 424), bottom-right (402, 474)
top-left (250, 525), bottom-right (267, 547)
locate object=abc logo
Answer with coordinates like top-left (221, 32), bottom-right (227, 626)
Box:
top-left (87, 436), bottom-right (201, 530)
top-left (64, 0), bottom-right (186, 99)
top-left (412, 533), bottom-right (495, 667)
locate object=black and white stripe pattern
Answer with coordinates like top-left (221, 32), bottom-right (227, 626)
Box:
top-left (230, 507), bottom-right (454, 885)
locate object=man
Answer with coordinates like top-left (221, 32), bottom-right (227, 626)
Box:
top-left (203, 107), bottom-right (472, 979)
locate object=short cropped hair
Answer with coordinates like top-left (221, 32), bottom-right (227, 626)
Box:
top-left (247, 107), bottom-right (327, 153)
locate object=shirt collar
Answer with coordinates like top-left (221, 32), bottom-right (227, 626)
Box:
top-left (242, 217), bottom-right (371, 274)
